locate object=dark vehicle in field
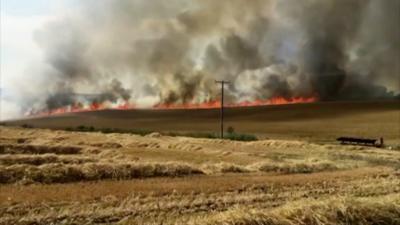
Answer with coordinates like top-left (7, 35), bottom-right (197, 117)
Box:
top-left (337, 137), bottom-right (384, 147)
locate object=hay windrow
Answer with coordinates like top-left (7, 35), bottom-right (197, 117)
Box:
top-left (0, 144), bottom-right (81, 155)
top-left (0, 154), bottom-right (96, 166)
top-left (251, 160), bottom-right (343, 174)
top-left (0, 162), bottom-right (203, 184)
top-left (195, 195), bottom-right (400, 225)
top-left (201, 163), bottom-right (250, 174)
top-left (89, 142), bottom-right (123, 149)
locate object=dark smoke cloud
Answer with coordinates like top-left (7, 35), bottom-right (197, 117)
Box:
top-left (30, 0), bottom-right (399, 111)
top-left (45, 83), bottom-right (75, 110)
top-left (45, 79), bottom-right (131, 111)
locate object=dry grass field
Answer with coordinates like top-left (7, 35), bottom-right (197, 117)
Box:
top-left (5, 101), bottom-right (400, 145)
top-left (1, 101), bottom-right (400, 224)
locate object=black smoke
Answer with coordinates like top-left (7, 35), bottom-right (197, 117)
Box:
top-left (30, 0), bottom-right (399, 112)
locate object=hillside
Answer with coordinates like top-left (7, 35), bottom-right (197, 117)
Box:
top-left (5, 101), bottom-right (400, 145)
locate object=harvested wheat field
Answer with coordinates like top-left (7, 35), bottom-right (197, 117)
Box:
top-left (0, 124), bottom-right (399, 225)
top-left (6, 101), bottom-right (400, 146)
top-left (2, 0), bottom-right (400, 223)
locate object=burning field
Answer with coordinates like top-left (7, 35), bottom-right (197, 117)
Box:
top-left (2, 0), bottom-right (398, 119)
top-left (6, 101), bottom-right (400, 146)
top-left (1, 0), bottom-right (400, 224)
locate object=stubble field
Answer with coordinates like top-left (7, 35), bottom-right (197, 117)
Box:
top-left (1, 101), bottom-right (400, 224)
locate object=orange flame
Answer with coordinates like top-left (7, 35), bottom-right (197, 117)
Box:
top-left (153, 96), bottom-right (317, 110)
top-left (153, 100), bottom-right (221, 110)
top-left (29, 101), bottom-right (136, 117)
top-left (232, 96), bottom-right (318, 107)
top-left (28, 96), bottom-right (318, 117)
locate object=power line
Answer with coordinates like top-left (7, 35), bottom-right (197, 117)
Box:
top-left (215, 80), bottom-right (230, 139)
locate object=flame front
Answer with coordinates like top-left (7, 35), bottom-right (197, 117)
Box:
top-left (28, 96), bottom-right (318, 117)
top-left (233, 96), bottom-right (318, 107)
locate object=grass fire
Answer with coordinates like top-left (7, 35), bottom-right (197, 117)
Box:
top-left (1, 0), bottom-right (399, 225)
top-left (27, 95), bottom-right (319, 117)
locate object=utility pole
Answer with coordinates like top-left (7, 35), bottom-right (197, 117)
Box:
top-left (215, 80), bottom-right (230, 139)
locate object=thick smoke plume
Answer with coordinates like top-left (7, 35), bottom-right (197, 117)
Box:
top-left (29, 0), bottom-right (400, 112)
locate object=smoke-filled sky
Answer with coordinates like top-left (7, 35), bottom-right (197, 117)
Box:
top-left (1, 0), bottom-right (71, 120)
top-left (1, 0), bottom-right (399, 120)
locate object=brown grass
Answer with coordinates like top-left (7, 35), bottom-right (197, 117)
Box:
top-left (0, 144), bottom-right (81, 154)
top-left (0, 123), bottom-right (399, 225)
top-left (252, 159), bottom-right (343, 174)
top-left (202, 162), bottom-right (250, 174)
top-left (0, 162), bottom-right (203, 184)
top-left (1, 169), bottom-right (396, 225)
top-left (0, 154), bottom-right (96, 166)
top-left (5, 101), bottom-right (400, 145)
top-left (193, 194), bottom-right (400, 225)
top-left (0, 167), bottom-right (390, 204)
